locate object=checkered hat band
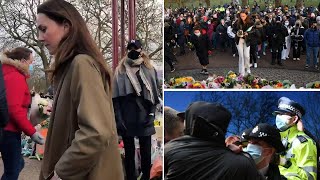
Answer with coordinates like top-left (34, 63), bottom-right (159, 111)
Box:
top-left (278, 104), bottom-right (302, 118)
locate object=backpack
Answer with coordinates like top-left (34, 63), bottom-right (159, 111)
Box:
top-left (0, 63), bottom-right (9, 141)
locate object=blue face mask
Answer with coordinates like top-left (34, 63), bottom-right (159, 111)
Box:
top-left (276, 114), bottom-right (292, 131)
top-left (29, 64), bottom-right (34, 74)
top-left (245, 144), bottom-right (264, 164)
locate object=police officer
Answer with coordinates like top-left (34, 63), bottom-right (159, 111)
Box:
top-left (244, 123), bottom-right (286, 180)
top-left (274, 97), bottom-right (317, 180)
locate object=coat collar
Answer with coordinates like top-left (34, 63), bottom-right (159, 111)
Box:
top-left (0, 53), bottom-right (29, 76)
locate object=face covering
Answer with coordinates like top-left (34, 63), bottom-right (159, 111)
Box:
top-left (128, 50), bottom-right (141, 60)
top-left (208, 21), bottom-right (211, 24)
top-left (195, 32), bottom-right (201, 37)
top-left (276, 114), bottom-right (292, 131)
top-left (285, 22), bottom-right (289, 26)
top-left (245, 144), bottom-right (264, 164)
top-left (29, 64), bottom-right (34, 73)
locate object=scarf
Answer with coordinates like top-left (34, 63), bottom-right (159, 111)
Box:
top-left (113, 57), bottom-right (159, 105)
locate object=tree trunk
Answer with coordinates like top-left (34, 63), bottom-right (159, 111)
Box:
top-left (205, 0), bottom-right (210, 7)
top-left (296, 0), bottom-right (303, 10)
top-left (275, 0), bottom-right (281, 7)
top-left (242, 0), bottom-right (248, 6)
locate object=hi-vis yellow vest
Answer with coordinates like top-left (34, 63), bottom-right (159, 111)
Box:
top-left (279, 125), bottom-right (317, 180)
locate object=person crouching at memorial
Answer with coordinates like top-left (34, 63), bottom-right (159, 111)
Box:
top-left (190, 26), bottom-right (212, 75)
top-left (244, 123), bottom-right (286, 180)
top-left (233, 10), bottom-right (254, 76)
top-left (164, 101), bottom-right (265, 180)
top-left (113, 39), bottom-right (160, 180)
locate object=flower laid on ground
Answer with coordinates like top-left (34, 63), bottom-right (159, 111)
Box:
top-left (165, 71), bottom-right (311, 89)
top-left (168, 76), bottom-right (206, 89)
top-left (306, 81), bottom-right (320, 88)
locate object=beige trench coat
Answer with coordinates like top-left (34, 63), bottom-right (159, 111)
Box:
top-left (39, 54), bottom-right (124, 180)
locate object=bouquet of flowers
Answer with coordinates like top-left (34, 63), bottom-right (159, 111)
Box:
top-left (306, 81), bottom-right (320, 89)
top-left (166, 71), bottom-right (302, 89)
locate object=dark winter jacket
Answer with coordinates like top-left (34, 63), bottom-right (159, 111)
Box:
top-left (164, 135), bottom-right (265, 180)
top-left (216, 23), bottom-right (228, 40)
top-left (190, 34), bottom-right (212, 60)
top-left (303, 28), bottom-right (320, 47)
top-left (291, 27), bottom-right (305, 43)
top-left (269, 22), bottom-right (288, 49)
top-left (232, 20), bottom-right (255, 46)
top-left (113, 66), bottom-right (159, 137)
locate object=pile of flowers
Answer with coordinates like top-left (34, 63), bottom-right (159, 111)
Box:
top-left (165, 71), bottom-right (309, 89)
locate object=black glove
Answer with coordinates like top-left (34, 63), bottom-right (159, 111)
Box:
top-left (144, 113), bottom-right (155, 127)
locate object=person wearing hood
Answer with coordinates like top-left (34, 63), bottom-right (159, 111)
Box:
top-left (0, 47), bottom-right (44, 180)
top-left (113, 40), bottom-right (160, 180)
top-left (164, 101), bottom-right (265, 180)
top-left (303, 21), bottom-right (320, 70)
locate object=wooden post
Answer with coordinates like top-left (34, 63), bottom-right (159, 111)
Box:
top-left (112, 0), bottom-right (119, 70)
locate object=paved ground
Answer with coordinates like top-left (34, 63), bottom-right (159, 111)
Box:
top-left (165, 47), bottom-right (320, 88)
top-left (0, 157), bottom-right (41, 180)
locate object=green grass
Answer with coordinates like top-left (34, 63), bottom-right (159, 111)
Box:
top-left (165, 0), bottom-right (319, 9)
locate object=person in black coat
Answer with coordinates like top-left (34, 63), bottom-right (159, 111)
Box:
top-left (190, 26), bottom-right (212, 75)
top-left (216, 19), bottom-right (228, 52)
top-left (164, 102), bottom-right (265, 180)
top-left (291, 20), bottom-right (305, 61)
top-left (113, 40), bottom-right (160, 180)
top-left (250, 20), bottom-right (262, 68)
top-left (269, 16), bottom-right (288, 65)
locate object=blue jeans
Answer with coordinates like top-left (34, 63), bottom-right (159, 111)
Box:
top-left (0, 131), bottom-right (24, 180)
top-left (306, 45), bottom-right (319, 66)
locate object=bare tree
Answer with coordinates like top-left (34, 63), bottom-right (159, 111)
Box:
top-left (0, 0), bottom-right (163, 91)
top-left (194, 92), bottom-right (280, 136)
top-left (300, 92), bottom-right (320, 141)
top-left (0, 0), bottom-right (50, 86)
top-left (275, 0), bottom-right (281, 7)
top-left (296, 0), bottom-right (304, 10)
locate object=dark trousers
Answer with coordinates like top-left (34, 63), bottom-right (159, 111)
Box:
top-left (165, 56), bottom-right (174, 69)
top-left (123, 136), bottom-right (151, 180)
top-left (250, 44), bottom-right (258, 64)
top-left (0, 131), bottom-right (24, 180)
top-left (272, 46), bottom-right (283, 64)
top-left (229, 37), bottom-right (237, 55)
top-left (292, 42), bottom-right (302, 58)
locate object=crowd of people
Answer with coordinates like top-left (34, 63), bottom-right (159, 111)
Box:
top-left (164, 97), bottom-right (319, 180)
top-left (164, 2), bottom-right (320, 75)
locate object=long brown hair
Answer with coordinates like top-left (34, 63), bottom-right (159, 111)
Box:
top-left (37, 0), bottom-right (112, 87)
top-left (4, 47), bottom-right (32, 61)
top-left (237, 10), bottom-right (251, 27)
